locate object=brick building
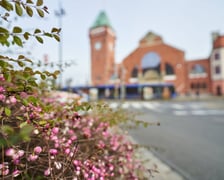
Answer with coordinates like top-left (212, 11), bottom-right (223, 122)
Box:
top-left (89, 11), bottom-right (224, 96)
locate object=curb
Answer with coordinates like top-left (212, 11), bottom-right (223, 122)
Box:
top-left (127, 135), bottom-right (184, 180)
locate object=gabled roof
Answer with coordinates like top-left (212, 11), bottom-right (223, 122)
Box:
top-left (139, 31), bottom-right (163, 46)
top-left (91, 11), bottom-right (113, 29)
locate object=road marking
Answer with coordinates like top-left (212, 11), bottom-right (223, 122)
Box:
top-left (189, 104), bottom-right (202, 109)
top-left (173, 110), bottom-right (188, 116)
top-left (142, 102), bottom-right (162, 112)
top-left (207, 110), bottom-right (224, 115)
top-left (131, 102), bottom-right (141, 109)
top-left (121, 102), bottom-right (130, 109)
top-left (191, 110), bottom-right (207, 115)
top-left (109, 102), bottom-right (119, 109)
top-left (172, 104), bottom-right (185, 110)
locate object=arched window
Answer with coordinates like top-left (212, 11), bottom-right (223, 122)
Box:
top-left (131, 66), bottom-right (138, 78)
top-left (165, 63), bottom-right (174, 75)
top-left (141, 52), bottom-right (161, 74)
top-left (191, 64), bottom-right (206, 74)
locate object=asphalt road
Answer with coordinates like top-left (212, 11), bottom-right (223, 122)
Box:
top-left (109, 100), bottom-right (224, 180)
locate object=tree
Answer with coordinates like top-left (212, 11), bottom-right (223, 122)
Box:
top-left (0, 1), bottom-right (150, 179)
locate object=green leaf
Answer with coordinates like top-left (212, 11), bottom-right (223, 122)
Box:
top-left (19, 124), bottom-right (33, 142)
top-left (53, 34), bottom-right (60, 42)
top-left (13, 26), bottom-right (22, 33)
top-left (24, 67), bottom-right (33, 72)
top-left (44, 32), bottom-right (52, 37)
top-left (4, 107), bottom-right (11, 117)
top-left (4, 72), bottom-right (11, 82)
top-left (36, 0), bottom-right (43, 6)
top-left (18, 55), bottom-right (25, 59)
top-left (26, 6), bottom-right (33, 17)
top-left (1, 125), bottom-right (14, 135)
top-left (26, 0), bottom-right (34, 4)
top-left (19, 122), bottom-right (28, 128)
top-left (23, 32), bottom-right (30, 40)
top-left (38, 120), bottom-right (47, 125)
top-left (0, 60), bottom-right (7, 68)
top-left (51, 28), bottom-right (61, 33)
top-left (34, 28), bottom-right (41, 34)
top-left (40, 74), bottom-right (46, 80)
top-left (16, 116), bottom-right (24, 121)
top-left (0, 27), bottom-right (9, 33)
top-left (35, 36), bottom-right (43, 43)
top-left (15, 2), bottom-right (23, 16)
top-left (27, 96), bottom-right (37, 104)
top-left (13, 36), bottom-right (23, 46)
top-left (22, 99), bottom-right (29, 106)
top-left (24, 58), bottom-right (33, 63)
top-left (37, 8), bottom-right (44, 17)
top-left (54, 70), bottom-right (60, 76)
top-left (1, 0), bottom-right (13, 11)
top-left (17, 61), bottom-right (25, 67)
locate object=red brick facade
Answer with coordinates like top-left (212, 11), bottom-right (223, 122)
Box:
top-left (89, 12), bottom-right (224, 96)
top-left (89, 27), bottom-right (116, 85)
top-left (122, 33), bottom-right (188, 94)
top-left (186, 59), bottom-right (211, 94)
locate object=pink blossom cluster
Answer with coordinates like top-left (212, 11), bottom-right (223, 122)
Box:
top-left (0, 73), bottom-right (148, 179)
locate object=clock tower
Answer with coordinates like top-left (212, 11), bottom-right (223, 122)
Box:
top-left (89, 11), bottom-right (116, 85)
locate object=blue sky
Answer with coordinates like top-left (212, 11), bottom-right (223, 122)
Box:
top-left (3, 0), bottom-right (224, 86)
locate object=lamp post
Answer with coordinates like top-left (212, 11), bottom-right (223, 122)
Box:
top-left (55, 1), bottom-right (65, 87)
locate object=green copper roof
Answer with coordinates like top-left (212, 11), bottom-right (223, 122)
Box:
top-left (91, 11), bottom-right (113, 29)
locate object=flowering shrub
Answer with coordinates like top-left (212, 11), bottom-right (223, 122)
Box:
top-left (0, 0), bottom-right (150, 179)
top-left (1, 80), bottom-right (149, 179)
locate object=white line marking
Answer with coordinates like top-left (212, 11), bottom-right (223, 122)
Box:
top-left (207, 110), bottom-right (224, 115)
top-left (191, 110), bottom-right (207, 115)
top-left (110, 102), bottom-right (118, 109)
top-left (121, 102), bottom-right (130, 109)
top-left (142, 102), bottom-right (160, 112)
top-left (131, 102), bottom-right (141, 109)
top-left (172, 104), bottom-right (185, 110)
top-left (173, 110), bottom-right (188, 116)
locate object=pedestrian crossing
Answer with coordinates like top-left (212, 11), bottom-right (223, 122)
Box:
top-left (108, 102), bottom-right (224, 116)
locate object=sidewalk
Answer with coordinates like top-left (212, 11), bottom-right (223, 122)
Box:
top-left (127, 135), bottom-right (184, 180)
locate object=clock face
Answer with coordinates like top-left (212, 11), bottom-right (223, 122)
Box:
top-left (94, 42), bottom-right (102, 50)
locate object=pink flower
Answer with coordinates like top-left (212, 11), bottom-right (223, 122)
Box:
top-left (1, 168), bottom-right (9, 176)
top-left (28, 154), bottom-right (38, 161)
top-left (71, 135), bottom-right (77, 141)
top-left (64, 148), bottom-right (70, 155)
top-left (0, 163), bottom-right (9, 176)
top-left (73, 160), bottom-right (79, 166)
top-left (13, 159), bottom-right (20, 165)
top-left (52, 127), bottom-right (59, 134)
top-left (17, 150), bottom-right (25, 157)
top-left (44, 168), bottom-right (51, 176)
top-left (0, 86), bottom-right (5, 93)
top-left (12, 170), bottom-right (20, 177)
top-left (20, 92), bottom-right (27, 98)
top-left (34, 146), bottom-right (42, 154)
top-left (49, 149), bottom-right (58, 155)
top-left (9, 96), bottom-right (17, 104)
top-left (0, 94), bottom-right (5, 101)
top-left (5, 148), bottom-right (15, 156)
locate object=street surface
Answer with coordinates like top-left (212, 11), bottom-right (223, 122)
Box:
top-left (109, 100), bottom-right (224, 180)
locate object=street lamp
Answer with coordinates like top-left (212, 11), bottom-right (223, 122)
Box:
top-left (55, 1), bottom-right (65, 87)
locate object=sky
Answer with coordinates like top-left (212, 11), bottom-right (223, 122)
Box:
top-left (2, 0), bottom-right (224, 86)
